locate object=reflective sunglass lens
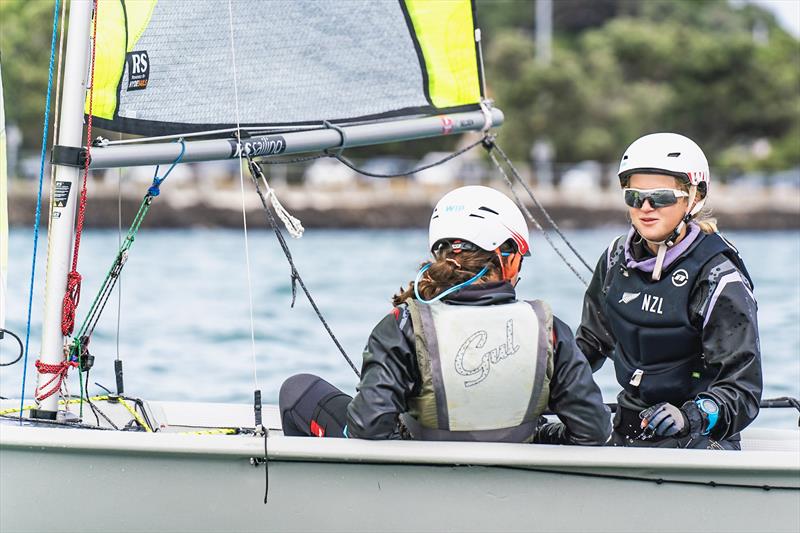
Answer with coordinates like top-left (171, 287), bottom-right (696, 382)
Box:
top-left (624, 190), bottom-right (641, 208)
top-left (623, 189), bottom-right (679, 209)
top-left (648, 190), bottom-right (678, 208)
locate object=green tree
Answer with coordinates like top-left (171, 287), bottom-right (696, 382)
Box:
top-left (0, 0), bottom-right (59, 151)
top-left (485, 0), bottom-right (800, 177)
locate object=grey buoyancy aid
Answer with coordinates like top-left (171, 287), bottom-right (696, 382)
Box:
top-left (603, 231), bottom-right (753, 405)
top-left (403, 298), bottom-right (554, 442)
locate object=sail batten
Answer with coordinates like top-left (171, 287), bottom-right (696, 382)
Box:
top-left (88, 0), bottom-right (485, 137)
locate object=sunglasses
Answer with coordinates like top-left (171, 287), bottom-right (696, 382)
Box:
top-left (623, 188), bottom-right (689, 209)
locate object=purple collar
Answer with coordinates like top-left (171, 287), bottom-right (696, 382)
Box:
top-left (624, 223), bottom-right (701, 273)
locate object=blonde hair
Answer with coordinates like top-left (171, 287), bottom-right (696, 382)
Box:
top-left (674, 177), bottom-right (718, 234)
top-left (392, 248), bottom-right (500, 306)
top-left (621, 174), bottom-right (718, 234)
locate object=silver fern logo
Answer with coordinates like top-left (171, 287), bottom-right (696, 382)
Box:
top-left (619, 292), bottom-right (641, 304)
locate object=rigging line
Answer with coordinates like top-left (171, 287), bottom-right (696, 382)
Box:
top-left (490, 141), bottom-right (594, 274)
top-left (19, 0), bottom-right (63, 422)
top-left (259, 153), bottom-right (327, 166)
top-left (43, 0), bottom-right (68, 277)
top-left (73, 142), bottom-right (186, 343)
top-left (247, 159), bottom-right (361, 378)
top-left (227, 0), bottom-right (259, 392)
top-left (116, 132), bottom-right (122, 364)
top-left (486, 146), bottom-right (590, 287)
top-left (332, 137), bottom-right (485, 178)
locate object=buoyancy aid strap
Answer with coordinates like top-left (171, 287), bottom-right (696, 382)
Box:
top-left (525, 299), bottom-right (554, 421)
top-left (415, 301), bottom-right (450, 430)
top-left (406, 299), bottom-right (449, 430)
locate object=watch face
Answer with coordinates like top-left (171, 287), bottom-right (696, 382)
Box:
top-left (701, 399), bottom-right (719, 413)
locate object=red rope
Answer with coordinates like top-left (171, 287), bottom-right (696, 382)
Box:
top-left (61, 0), bottom-right (98, 336)
top-left (34, 359), bottom-right (78, 401)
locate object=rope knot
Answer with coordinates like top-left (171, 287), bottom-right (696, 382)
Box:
top-left (34, 358), bottom-right (78, 402)
top-left (290, 270), bottom-right (299, 307)
top-left (61, 270), bottom-right (83, 335)
top-left (148, 177), bottom-right (164, 197)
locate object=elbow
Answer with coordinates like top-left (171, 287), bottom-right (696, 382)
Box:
top-left (575, 408), bottom-right (613, 446)
top-left (582, 422), bottom-right (613, 446)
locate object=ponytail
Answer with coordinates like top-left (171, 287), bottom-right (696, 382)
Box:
top-left (675, 178), bottom-right (718, 233)
top-left (693, 207), bottom-right (718, 234)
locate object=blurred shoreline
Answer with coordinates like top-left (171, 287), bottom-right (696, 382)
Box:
top-left (7, 177), bottom-right (799, 230)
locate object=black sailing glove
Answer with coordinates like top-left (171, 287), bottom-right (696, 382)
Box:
top-left (639, 401), bottom-right (705, 439)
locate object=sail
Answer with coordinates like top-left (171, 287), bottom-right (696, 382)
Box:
top-left (88, 0), bottom-right (484, 136)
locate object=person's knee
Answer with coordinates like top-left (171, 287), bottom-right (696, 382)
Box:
top-left (279, 373), bottom-right (322, 413)
top-left (279, 373), bottom-right (350, 437)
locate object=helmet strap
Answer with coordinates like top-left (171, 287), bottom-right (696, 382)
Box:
top-left (642, 185), bottom-right (706, 281)
top-left (647, 184), bottom-right (700, 281)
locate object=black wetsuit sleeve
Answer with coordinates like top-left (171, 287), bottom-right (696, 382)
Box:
top-left (345, 311), bottom-right (419, 439)
top-left (694, 262), bottom-right (762, 440)
top-left (576, 252), bottom-right (616, 372)
top-left (534, 317), bottom-right (612, 445)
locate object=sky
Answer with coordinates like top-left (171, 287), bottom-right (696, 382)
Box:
top-left (750, 0), bottom-right (800, 36)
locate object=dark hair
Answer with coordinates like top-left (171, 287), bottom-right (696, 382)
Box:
top-left (392, 247), bottom-right (501, 306)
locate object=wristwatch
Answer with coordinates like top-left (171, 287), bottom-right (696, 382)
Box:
top-left (695, 398), bottom-right (719, 435)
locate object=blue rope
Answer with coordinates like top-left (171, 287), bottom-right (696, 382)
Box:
top-left (148, 139), bottom-right (186, 196)
top-left (414, 264), bottom-right (489, 304)
top-left (19, 0), bottom-right (62, 421)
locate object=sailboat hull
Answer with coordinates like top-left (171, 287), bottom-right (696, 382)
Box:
top-left (2, 401), bottom-right (798, 532)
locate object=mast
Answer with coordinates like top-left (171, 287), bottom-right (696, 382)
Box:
top-left (34, 0), bottom-right (93, 416)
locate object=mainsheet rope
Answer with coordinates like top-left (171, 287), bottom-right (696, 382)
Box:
top-left (484, 141), bottom-right (591, 287)
top-left (243, 134), bottom-right (596, 378)
top-left (487, 139), bottom-right (594, 275)
top-left (246, 158), bottom-right (361, 378)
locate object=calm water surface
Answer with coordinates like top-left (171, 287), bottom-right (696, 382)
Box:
top-left (2, 227), bottom-right (798, 428)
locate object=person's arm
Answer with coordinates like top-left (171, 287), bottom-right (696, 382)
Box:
top-left (695, 261), bottom-right (762, 440)
top-left (534, 317), bottom-right (612, 445)
top-left (575, 251), bottom-right (617, 372)
top-left (346, 308), bottom-right (419, 439)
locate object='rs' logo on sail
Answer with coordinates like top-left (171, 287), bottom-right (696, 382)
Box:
top-left (126, 51), bottom-right (150, 91)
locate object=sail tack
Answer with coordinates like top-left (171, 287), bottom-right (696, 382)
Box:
top-left (88, 0), bottom-right (483, 136)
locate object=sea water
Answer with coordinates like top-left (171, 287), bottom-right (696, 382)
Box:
top-left (1, 227), bottom-right (798, 428)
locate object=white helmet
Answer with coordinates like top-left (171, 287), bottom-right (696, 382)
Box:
top-left (618, 133), bottom-right (710, 190)
top-left (429, 186), bottom-right (530, 256)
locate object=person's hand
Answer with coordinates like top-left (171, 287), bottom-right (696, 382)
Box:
top-left (639, 402), bottom-right (690, 438)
